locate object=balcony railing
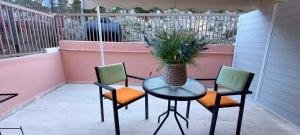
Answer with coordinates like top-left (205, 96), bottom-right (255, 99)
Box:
top-left (56, 13), bottom-right (239, 43)
top-left (0, 1), bottom-right (58, 58)
top-left (0, 1), bottom-right (239, 58)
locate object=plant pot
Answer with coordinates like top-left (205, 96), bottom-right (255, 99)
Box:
top-left (164, 64), bottom-right (187, 86)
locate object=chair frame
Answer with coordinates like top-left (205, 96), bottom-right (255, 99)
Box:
top-left (94, 63), bottom-right (148, 135)
top-left (186, 66), bottom-right (254, 135)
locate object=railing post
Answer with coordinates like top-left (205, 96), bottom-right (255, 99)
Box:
top-left (7, 8), bottom-right (20, 53)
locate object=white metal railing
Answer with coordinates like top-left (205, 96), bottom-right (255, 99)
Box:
top-left (56, 13), bottom-right (239, 43)
top-left (0, 1), bottom-right (58, 58)
top-left (0, 1), bottom-right (239, 58)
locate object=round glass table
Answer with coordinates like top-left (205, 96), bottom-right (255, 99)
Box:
top-left (143, 76), bottom-right (206, 135)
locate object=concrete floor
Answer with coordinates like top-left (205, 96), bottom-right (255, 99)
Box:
top-left (0, 83), bottom-right (299, 135)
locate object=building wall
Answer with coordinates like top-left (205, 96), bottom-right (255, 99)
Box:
top-left (258, 0), bottom-right (300, 126)
top-left (233, 5), bottom-right (274, 98)
top-left (0, 52), bottom-right (66, 117)
top-left (60, 41), bottom-right (234, 86)
top-left (0, 40), bottom-right (232, 117)
top-left (235, 0), bottom-right (300, 126)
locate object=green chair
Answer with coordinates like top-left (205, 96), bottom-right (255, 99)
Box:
top-left (186, 66), bottom-right (254, 135)
top-left (95, 63), bottom-right (148, 135)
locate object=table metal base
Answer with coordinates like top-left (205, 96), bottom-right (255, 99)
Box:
top-left (154, 100), bottom-right (189, 135)
top-left (0, 126), bottom-right (24, 135)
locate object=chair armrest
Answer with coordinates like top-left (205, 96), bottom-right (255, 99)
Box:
top-left (195, 78), bottom-right (216, 81)
top-left (127, 75), bottom-right (145, 80)
top-left (217, 91), bottom-right (252, 96)
top-left (0, 93), bottom-right (18, 96)
top-left (94, 82), bottom-right (116, 91)
top-left (0, 93), bottom-right (18, 103)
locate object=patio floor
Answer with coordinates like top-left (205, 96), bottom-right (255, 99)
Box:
top-left (0, 84), bottom-right (299, 135)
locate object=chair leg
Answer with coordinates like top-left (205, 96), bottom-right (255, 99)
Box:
top-left (99, 89), bottom-right (104, 122)
top-left (209, 107), bottom-right (219, 135)
top-left (236, 95), bottom-right (246, 135)
top-left (20, 126), bottom-right (24, 135)
top-left (236, 106), bottom-right (245, 135)
top-left (112, 91), bottom-right (120, 135)
top-left (113, 101), bottom-right (120, 135)
top-left (186, 100), bottom-right (191, 119)
top-left (145, 93), bottom-right (149, 120)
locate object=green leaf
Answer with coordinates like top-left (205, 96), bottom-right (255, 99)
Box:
top-left (144, 28), bottom-right (209, 65)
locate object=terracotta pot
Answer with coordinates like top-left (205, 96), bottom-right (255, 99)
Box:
top-left (164, 64), bottom-right (187, 86)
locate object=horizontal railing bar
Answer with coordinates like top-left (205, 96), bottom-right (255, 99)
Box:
top-left (55, 13), bottom-right (96, 17)
top-left (0, 52), bottom-right (45, 59)
top-left (55, 13), bottom-right (239, 17)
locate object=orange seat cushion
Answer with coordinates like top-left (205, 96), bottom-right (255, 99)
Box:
top-left (103, 87), bottom-right (145, 105)
top-left (198, 91), bottom-right (239, 108)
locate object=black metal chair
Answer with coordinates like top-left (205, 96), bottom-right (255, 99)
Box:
top-left (94, 63), bottom-right (148, 135)
top-left (186, 66), bottom-right (254, 135)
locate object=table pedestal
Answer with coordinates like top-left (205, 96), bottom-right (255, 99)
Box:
top-left (143, 76), bottom-right (206, 135)
top-left (154, 100), bottom-right (189, 135)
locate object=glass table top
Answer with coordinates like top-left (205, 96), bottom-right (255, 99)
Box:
top-left (143, 76), bottom-right (206, 101)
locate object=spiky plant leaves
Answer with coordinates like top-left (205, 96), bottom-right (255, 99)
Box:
top-left (144, 28), bottom-right (209, 65)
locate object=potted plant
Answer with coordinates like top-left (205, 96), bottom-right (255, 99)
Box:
top-left (144, 28), bottom-right (208, 86)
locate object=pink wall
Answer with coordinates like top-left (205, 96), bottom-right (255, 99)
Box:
top-left (0, 52), bottom-right (66, 117)
top-left (60, 41), bottom-right (234, 85)
top-left (0, 41), bottom-right (233, 116)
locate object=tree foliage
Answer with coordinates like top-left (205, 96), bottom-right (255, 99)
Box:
top-left (70, 0), bottom-right (81, 13)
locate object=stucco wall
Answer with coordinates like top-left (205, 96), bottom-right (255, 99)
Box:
top-left (0, 52), bottom-right (66, 117)
top-left (60, 41), bottom-right (234, 85)
top-left (0, 41), bottom-right (233, 118)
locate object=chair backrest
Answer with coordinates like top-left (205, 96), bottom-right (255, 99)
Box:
top-left (95, 63), bottom-right (127, 85)
top-left (216, 66), bottom-right (254, 92)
